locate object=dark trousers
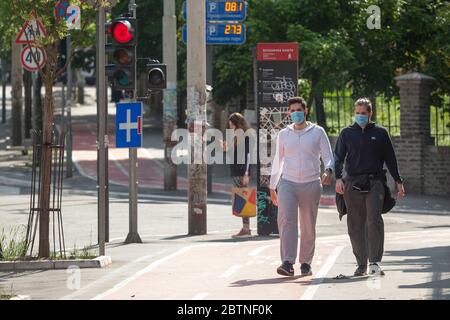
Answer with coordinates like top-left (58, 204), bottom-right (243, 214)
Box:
top-left (343, 178), bottom-right (385, 266)
top-left (232, 176), bottom-right (250, 225)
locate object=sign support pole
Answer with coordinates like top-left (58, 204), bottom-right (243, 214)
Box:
top-left (125, 0), bottom-right (142, 244)
top-left (96, 6), bottom-right (106, 256)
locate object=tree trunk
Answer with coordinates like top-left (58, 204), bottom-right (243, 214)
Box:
top-left (1, 59), bottom-right (7, 124)
top-left (77, 69), bottom-right (85, 104)
top-left (34, 73), bottom-right (43, 131)
top-left (24, 70), bottom-right (32, 139)
top-left (38, 81), bottom-right (54, 258)
top-left (11, 41), bottom-right (23, 146)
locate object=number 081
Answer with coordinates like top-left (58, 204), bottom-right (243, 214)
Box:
top-left (225, 2), bottom-right (243, 12)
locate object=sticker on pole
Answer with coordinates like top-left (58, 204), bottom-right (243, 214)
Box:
top-left (21, 44), bottom-right (47, 72)
top-left (15, 11), bottom-right (47, 44)
top-left (116, 102), bottom-right (143, 148)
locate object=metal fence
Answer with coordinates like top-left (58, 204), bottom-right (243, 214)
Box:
top-left (310, 90), bottom-right (449, 146)
top-left (25, 129), bottom-right (67, 259)
top-left (309, 90), bottom-right (401, 137)
top-left (431, 95), bottom-right (450, 147)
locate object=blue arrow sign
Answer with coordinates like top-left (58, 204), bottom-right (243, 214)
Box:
top-left (182, 23), bottom-right (246, 45)
top-left (183, 0), bottom-right (247, 21)
top-left (116, 102), bottom-right (143, 148)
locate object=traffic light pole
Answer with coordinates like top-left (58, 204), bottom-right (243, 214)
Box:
top-left (162, 0), bottom-right (178, 191)
top-left (187, 0), bottom-right (207, 235)
top-left (66, 35), bottom-right (73, 178)
top-left (96, 6), bottom-right (107, 256)
top-left (125, 0), bottom-right (142, 244)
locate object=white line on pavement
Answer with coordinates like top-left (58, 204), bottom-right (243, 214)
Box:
top-left (108, 151), bottom-right (130, 177)
top-left (192, 292), bottom-right (209, 300)
top-left (60, 252), bottom-right (160, 300)
top-left (107, 229), bottom-right (242, 243)
top-left (300, 246), bottom-right (345, 301)
top-left (91, 245), bottom-right (196, 300)
top-left (219, 265), bottom-right (243, 278)
top-left (384, 217), bottom-right (427, 224)
top-left (76, 189), bottom-right (231, 204)
top-left (248, 244), bottom-right (278, 257)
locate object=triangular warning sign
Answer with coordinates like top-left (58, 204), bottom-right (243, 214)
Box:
top-left (15, 11), bottom-right (47, 44)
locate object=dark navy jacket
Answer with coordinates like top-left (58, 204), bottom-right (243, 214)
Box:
top-left (334, 122), bottom-right (402, 183)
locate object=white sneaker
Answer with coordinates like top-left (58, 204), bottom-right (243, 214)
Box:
top-left (369, 262), bottom-right (385, 276)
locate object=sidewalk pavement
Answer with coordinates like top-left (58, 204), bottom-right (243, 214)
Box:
top-left (1, 216), bottom-right (449, 300)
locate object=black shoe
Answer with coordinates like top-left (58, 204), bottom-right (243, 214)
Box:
top-left (277, 261), bottom-right (294, 277)
top-left (300, 263), bottom-right (312, 276)
top-left (354, 265), bottom-right (368, 276)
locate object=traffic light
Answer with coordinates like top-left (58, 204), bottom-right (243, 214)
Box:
top-left (105, 16), bottom-right (137, 90)
top-left (145, 62), bottom-right (166, 90)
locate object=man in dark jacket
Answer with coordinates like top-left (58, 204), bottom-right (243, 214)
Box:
top-left (334, 98), bottom-right (405, 276)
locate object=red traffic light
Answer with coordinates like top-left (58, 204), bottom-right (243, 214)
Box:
top-left (112, 20), bottom-right (134, 44)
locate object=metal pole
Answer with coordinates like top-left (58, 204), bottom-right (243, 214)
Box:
top-left (23, 70), bottom-right (32, 139)
top-left (66, 35), bottom-right (73, 178)
top-left (125, 0), bottom-right (142, 244)
top-left (206, 45), bottom-right (213, 194)
top-left (96, 6), bottom-right (106, 256)
top-left (187, 0), bottom-right (207, 235)
top-left (162, 0), bottom-right (178, 191)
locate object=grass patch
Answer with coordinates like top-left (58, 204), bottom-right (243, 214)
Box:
top-left (0, 225), bottom-right (27, 261)
top-left (1, 225), bottom-right (98, 261)
top-left (67, 242), bottom-right (97, 260)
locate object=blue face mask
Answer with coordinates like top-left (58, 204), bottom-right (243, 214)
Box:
top-left (291, 111), bottom-right (305, 124)
top-left (355, 114), bottom-right (369, 127)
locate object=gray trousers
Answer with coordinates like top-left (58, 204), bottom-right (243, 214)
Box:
top-left (277, 178), bottom-right (322, 265)
top-left (343, 178), bottom-right (385, 266)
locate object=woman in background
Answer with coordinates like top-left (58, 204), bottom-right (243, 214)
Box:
top-left (224, 112), bottom-right (253, 238)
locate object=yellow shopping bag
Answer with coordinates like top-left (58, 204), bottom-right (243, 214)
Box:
top-left (231, 187), bottom-right (257, 218)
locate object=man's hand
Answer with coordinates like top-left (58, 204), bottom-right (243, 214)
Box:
top-left (396, 182), bottom-right (405, 199)
top-left (270, 189), bottom-right (278, 207)
top-left (242, 175), bottom-right (250, 187)
top-left (335, 178), bottom-right (345, 195)
top-left (321, 170), bottom-right (332, 186)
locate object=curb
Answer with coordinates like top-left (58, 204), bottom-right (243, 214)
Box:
top-left (0, 176), bottom-right (30, 188)
top-left (0, 256), bottom-right (112, 271)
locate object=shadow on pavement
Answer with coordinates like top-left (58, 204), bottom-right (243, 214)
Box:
top-left (230, 276), bottom-right (311, 287)
top-left (420, 225), bottom-right (450, 229)
top-left (383, 246), bottom-right (450, 299)
top-left (195, 235), bottom-right (279, 243)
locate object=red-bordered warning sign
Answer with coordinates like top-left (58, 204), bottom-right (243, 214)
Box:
top-left (21, 44), bottom-right (47, 72)
top-left (15, 11), bottom-right (47, 44)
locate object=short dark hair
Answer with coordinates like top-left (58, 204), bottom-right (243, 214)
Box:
top-left (355, 97), bottom-right (372, 112)
top-left (288, 96), bottom-right (307, 109)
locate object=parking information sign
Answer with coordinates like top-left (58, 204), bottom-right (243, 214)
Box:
top-left (183, 0), bottom-right (247, 21)
top-left (116, 102), bottom-right (143, 148)
top-left (182, 23), bottom-right (246, 45)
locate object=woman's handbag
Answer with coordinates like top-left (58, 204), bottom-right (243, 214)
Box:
top-left (231, 187), bottom-right (257, 218)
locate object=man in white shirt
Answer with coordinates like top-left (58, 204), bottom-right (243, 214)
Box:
top-left (270, 97), bottom-right (334, 277)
